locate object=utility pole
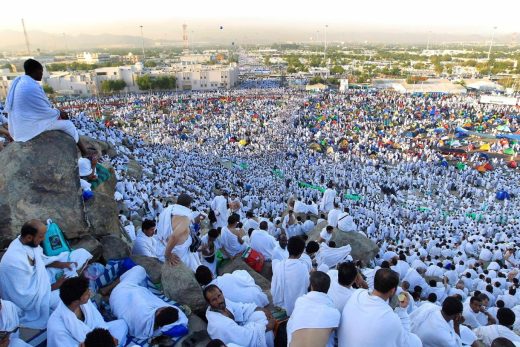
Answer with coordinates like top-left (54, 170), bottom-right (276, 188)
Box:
top-left (140, 25), bottom-right (146, 63)
top-left (21, 18), bottom-right (31, 55)
top-left (487, 26), bottom-right (497, 78)
top-left (324, 24), bottom-right (328, 62)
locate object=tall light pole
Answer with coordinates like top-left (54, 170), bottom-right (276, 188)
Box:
top-left (324, 24), bottom-right (328, 62)
top-left (140, 25), bottom-right (146, 63)
top-left (487, 26), bottom-right (497, 78)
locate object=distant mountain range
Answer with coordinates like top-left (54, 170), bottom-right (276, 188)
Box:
top-left (0, 28), bottom-right (516, 52)
top-left (0, 30), bottom-right (159, 52)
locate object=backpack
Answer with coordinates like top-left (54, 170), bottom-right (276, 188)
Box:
top-left (42, 219), bottom-right (71, 256)
top-left (242, 247), bottom-right (265, 272)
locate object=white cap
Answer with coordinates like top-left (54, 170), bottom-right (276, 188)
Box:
top-left (78, 158), bottom-right (93, 177)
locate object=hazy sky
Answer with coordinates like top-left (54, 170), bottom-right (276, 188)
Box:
top-left (2, 0), bottom-right (519, 37)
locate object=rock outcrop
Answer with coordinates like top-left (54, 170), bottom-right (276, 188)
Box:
top-left (218, 258), bottom-right (271, 291)
top-left (0, 131), bottom-right (88, 247)
top-left (308, 221), bottom-right (379, 264)
top-left (100, 235), bottom-right (130, 261)
top-left (162, 263), bottom-right (206, 314)
top-left (131, 255), bottom-right (163, 283)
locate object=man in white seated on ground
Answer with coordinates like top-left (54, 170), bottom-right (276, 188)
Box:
top-left (131, 219), bottom-right (158, 258)
top-left (338, 268), bottom-right (422, 347)
top-left (195, 265), bottom-right (269, 307)
top-left (109, 266), bottom-right (188, 340)
top-left (0, 219), bottom-right (91, 329)
top-left (47, 277), bottom-right (128, 347)
top-left (337, 207), bottom-right (357, 233)
top-left (463, 295), bottom-right (496, 329)
top-left (287, 271), bottom-right (341, 347)
top-left (204, 284), bottom-right (275, 347)
top-left (159, 193), bottom-right (201, 271)
top-left (250, 221), bottom-right (276, 261)
top-left (0, 299), bottom-right (31, 347)
top-left (410, 296), bottom-right (464, 347)
top-left (474, 308), bottom-right (520, 346)
top-left (4, 59), bottom-right (87, 155)
top-left (271, 236), bottom-right (310, 316)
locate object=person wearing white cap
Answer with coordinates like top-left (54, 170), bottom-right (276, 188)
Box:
top-left (78, 158), bottom-right (95, 192)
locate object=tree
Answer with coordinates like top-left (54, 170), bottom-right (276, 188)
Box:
top-left (264, 56), bottom-right (271, 66)
top-left (42, 84), bottom-right (54, 94)
top-left (309, 76), bottom-right (325, 84)
top-left (100, 79), bottom-right (126, 93)
top-left (330, 65), bottom-right (345, 75)
top-left (144, 61), bottom-right (157, 68)
top-left (136, 75), bottom-right (152, 90)
top-left (434, 64), bottom-right (444, 75)
top-left (406, 76), bottom-right (428, 84)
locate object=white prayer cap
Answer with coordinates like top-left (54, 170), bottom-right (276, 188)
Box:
top-left (78, 158), bottom-right (93, 177)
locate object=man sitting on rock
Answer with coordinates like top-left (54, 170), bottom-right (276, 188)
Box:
top-left (109, 266), bottom-right (188, 341)
top-left (0, 219), bottom-right (92, 329)
top-left (3, 59), bottom-right (87, 155)
top-left (132, 219), bottom-right (158, 258)
top-left (47, 277), bottom-right (128, 347)
top-left (204, 284), bottom-right (275, 347)
top-left (195, 265), bottom-right (269, 307)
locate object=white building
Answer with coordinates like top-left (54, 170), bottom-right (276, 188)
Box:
top-left (308, 67), bottom-right (330, 78)
top-left (77, 52), bottom-right (111, 65)
top-left (0, 71), bottom-right (23, 100)
top-left (174, 63), bottom-right (239, 91)
top-left (180, 54), bottom-right (213, 65)
top-left (44, 72), bottom-right (94, 96)
top-left (94, 66), bottom-right (140, 92)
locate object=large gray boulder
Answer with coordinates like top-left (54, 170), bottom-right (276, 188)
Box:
top-left (131, 255), bottom-right (163, 283)
top-left (162, 263), bottom-right (206, 315)
top-left (80, 135), bottom-right (117, 159)
top-left (126, 160), bottom-right (142, 180)
top-left (100, 235), bottom-right (130, 261)
top-left (0, 131), bottom-right (89, 247)
top-left (69, 235), bottom-right (103, 261)
top-left (308, 221), bottom-right (379, 265)
top-left (84, 164), bottom-right (120, 237)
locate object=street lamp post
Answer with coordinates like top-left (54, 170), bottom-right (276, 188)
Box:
top-left (140, 25), bottom-right (146, 63)
top-left (324, 24), bottom-right (328, 62)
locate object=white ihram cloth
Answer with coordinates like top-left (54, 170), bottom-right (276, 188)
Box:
top-left (132, 231), bottom-right (158, 258)
top-left (5, 75), bottom-right (78, 142)
top-left (286, 291), bottom-right (341, 347)
top-left (316, 243), bottom-right (352, 268)
top-left (211, 270), bottom-right (269, 307)
top-left (250, 229), bottom-right (276, 260)
top-left (109, 266), bottom-right (188, 340)
top-left (474, 324), bottom-right (520, 347)
top-left (338, 289), bottom-right (422, 347)
top-left (44, 249), bottom-right (93, 284)
top-left (206, 299), bottom-right (273, 347)
top-left (210, 195), bottom-right (229, 228)
top-left (156, 204), bottom-right (200, 271)
top-left (47, 300), bottom-right (128, 347)
top-left (320, 189), bottom-right (336, 213)
top-left (0, 299), bottom-right (31, 347)
top-left (326, 270), bottom-right (355, 312)
top-left (0, 238), bottom-right (59, 329)
top-left (410, 302), bottom-right (462, 347)
top-left (271, 259), bottom-right (309, 316)
top-left (337, 213), bottom-right (357, 232)
top-left (271, 245), bottom-right (289, 262)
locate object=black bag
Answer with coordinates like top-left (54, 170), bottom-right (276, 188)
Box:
top-left (208, 209), bottom-right (217, 224)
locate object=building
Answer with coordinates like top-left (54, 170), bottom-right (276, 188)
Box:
top-left (44, 72), bottom-right (94, 96)
top-left (0, 71), bottom-right (23, 99)
top-left (308, 67), bottom-right (330, 78)
top-left (77, 52), bottom-right (111, 65)
top-left (93, 66), bottom-right (140, 92)
top-left (173, 63), bottom-right (239, 91)
top-left (180, 54), bottom-right (213, 65)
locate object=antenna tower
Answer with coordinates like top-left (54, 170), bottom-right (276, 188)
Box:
top-left (182, 24), bottom-right (189, 52)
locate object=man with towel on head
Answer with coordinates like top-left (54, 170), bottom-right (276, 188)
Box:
top-left (3, 59), bottom-right (87, 155)
top-left (109, 266), bottom-right (188, 341)
top-left (0, 219), bottom-right (92, 330)
top-left (0, 299), bottom-right (31, 347)
top-left (159, 193), bottom-right (201, 271)
top-left (286, 271), bottom-right (341, 347)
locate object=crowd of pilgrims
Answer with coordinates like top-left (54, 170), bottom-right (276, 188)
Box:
top-left (3, 64), bottom-right (520, 347)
